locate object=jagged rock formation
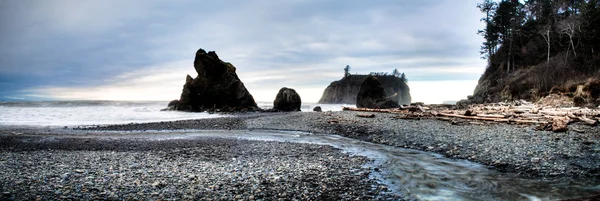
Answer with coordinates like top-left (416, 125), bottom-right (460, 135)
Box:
top-left (356, 76), bottom-right (400, 109)
top-left (318, 75), bottom-right (411, 105)
top-left (166, 49), bottom-right (258, 112)
top-left (273, 87), bottom-right (302, 111)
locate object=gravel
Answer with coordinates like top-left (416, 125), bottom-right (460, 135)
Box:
top-left (248, 111), bottom-right (600, 180)
top-left (72, 111), bottom-right (600, 180)
top-left (2, 110), bottom-right (599, 199)
top-left (0, 135), bottom-right (399, 200)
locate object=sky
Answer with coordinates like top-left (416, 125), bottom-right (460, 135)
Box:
top-left (0, 0), bottom-right (486, 104)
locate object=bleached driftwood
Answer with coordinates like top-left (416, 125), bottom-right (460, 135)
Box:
top-left (578, 116), bottom-right (598, 126)
top-left (438, 113), bottom-right (509, 122)
top-left (356, 113), bottom-right (376, 118)
top-left (341, 102), bottom-right (599, 133)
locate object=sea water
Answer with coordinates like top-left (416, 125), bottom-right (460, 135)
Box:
top-left (0, 101), bottom-right (350, 126)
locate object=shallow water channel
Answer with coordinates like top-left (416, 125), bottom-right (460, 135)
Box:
top-left (112, 130), bottom-right (599, 201)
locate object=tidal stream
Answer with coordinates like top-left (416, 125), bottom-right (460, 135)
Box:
top-left (98, 130), bottom-right (599, 200)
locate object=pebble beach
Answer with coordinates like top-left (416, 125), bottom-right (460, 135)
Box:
top-left (2, 110), bottom-right (600, 200)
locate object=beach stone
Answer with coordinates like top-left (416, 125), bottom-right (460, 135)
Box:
top-left (357, 76), bottom-right (399, 109)
top-left (151, 181), bottom-right (161, 187)
top-left (273, 87), bottom-right (302, 111)
top-left (167, 49), bottom-right (258, 112)
top-left (313, 106), bottom-right (322, 112)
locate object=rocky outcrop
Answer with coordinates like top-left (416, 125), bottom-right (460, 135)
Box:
top-left (273, 87), bottom-right (302, 111)
top-left (167, 49), bottom-right (258, 112)
top-left (356, 76), bottom-right (400, 109)
top-left (318, 75), bottom-right (411, 105)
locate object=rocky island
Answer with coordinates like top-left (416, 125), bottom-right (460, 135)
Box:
top-left (318, 66), bottom-right (411, 105)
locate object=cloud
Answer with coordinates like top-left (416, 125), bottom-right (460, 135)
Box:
top-left (1, 0), bottom-right (487, 103)
top-left (23, 61), bottom-right (195, 101)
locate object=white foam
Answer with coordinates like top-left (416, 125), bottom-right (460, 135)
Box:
top-left (0, 101), bottom-right (225, 126)
top-left (256, 101), bottom-right (353, 112)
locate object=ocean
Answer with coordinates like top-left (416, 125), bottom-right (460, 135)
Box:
top-left (0, 101), bottom-right (351, 126)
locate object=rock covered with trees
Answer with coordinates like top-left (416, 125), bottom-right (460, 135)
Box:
top-left (472, 0), bottom-right (600, 106)
top-left (318, 66), bottom-right (411, 105)
top-left (356, 76), bottom-right (401, 109)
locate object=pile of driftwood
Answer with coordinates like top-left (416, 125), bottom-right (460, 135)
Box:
top-left (342, 102), bottom-right (600, 132)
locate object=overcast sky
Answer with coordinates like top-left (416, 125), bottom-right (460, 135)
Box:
top-left (0, 0), bottom-right (486, 104)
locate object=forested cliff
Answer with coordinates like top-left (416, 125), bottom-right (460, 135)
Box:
top-left (471, 0), bottom-right (600, 106)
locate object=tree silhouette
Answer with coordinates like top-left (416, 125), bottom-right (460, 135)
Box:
top-left (343, 65), bottom-right (351, 77)
top-left (400, 73), bottom-right (407, 82)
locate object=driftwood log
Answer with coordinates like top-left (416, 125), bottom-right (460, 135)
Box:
top-left (356, 113), bottom-right (376, 118)
top-left (341, 102), bottom-right (599, 132)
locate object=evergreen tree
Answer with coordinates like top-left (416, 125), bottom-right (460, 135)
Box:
top-left (400, 73), bottom-right (407, 83)
top-left (343, 65), bottom-right (351, 78)
top-left (478, 0), bottom-right (499, 59)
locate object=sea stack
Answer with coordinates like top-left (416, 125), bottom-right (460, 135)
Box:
top-left (166, 49), bottom-right (258, 112)
top-left (318, 69), bottom-right (411, 105)
top-left (356, 76), bottom-right (400, 109)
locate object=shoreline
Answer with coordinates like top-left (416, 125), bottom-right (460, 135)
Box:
top-left (64, 111), bottom-right (600, 181)
top-left (2, 110), bottom-right (600, 199)
top-left (0, 134), bottom-right (399, 200)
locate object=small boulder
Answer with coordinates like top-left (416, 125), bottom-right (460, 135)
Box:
top-left (313, 106), bottom-right (322, 112)
top-left (273, 87), bottom-right (302, 111)
top-left (356, 76), bottom-right (399, 109)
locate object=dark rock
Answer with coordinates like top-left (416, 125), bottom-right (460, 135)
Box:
top-left (318, 74), bottom-right (411, 105)
top-left (456, 99), bottom-right (472, 109)
top-left (559, 194), bottom-right (600, 201)
top-left (273, 87), bottom-right (302, 111)
top-left (168, 99), bottom-right (179, 107)
top-left (411, 102), bottom-right (425, 106)
top-left (313, 106), bottom-right (322, 112)
top-left (162, 100), bottom-right (180, 111)
top-left (167, 49), bottom-right (258, 112)
top-left (356, 76), bottom-right (400, 109)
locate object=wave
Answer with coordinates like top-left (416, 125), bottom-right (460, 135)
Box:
top-left (0, 100), bottom-right (351, 126)
top-left (0, 100), bottom-right (167, 108)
